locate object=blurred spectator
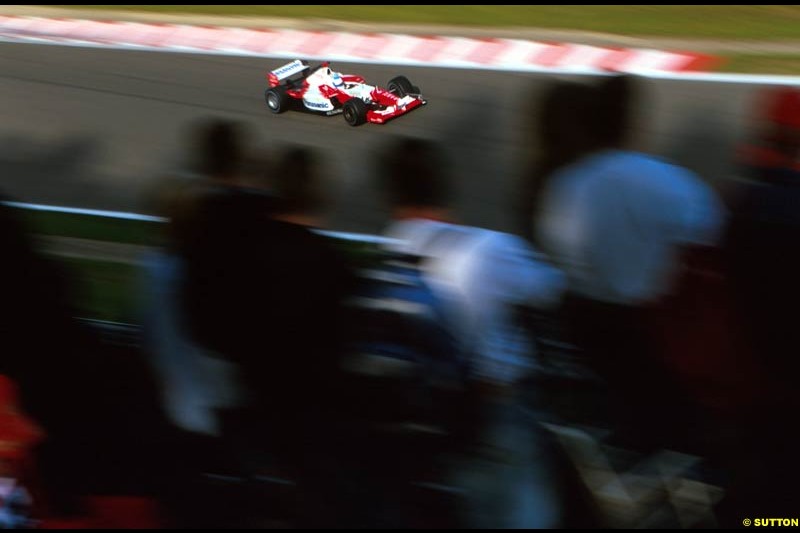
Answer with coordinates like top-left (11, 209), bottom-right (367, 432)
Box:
top-left (536, 75), bottom-right (725, 453)
top-left (0, 193), bottom-right (168, 523)
top-left (0, 375), bottom-right (42, 529)
top-left (737, 85), bottom-right (800, 177)
top-left (140, 118), bottom-right (265, 441)
top-left (716, 85), bottom-right (800, 522)
top-left (726, 86), bottom-right (800, 378)
top-left (376, 136), bottom-right (567, 528)
top-left (0, 194), bottom-right (97, 511)
top-left (381, 137), bottom-right (565, 389)
top-left (178, 119), bottom-right (277, 358)
top-left (178, 142), bottom-right (354, 526)
top-left (144, 118), bottom-right (291, 527)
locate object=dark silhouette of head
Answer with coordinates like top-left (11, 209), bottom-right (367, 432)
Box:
top-left (378, 136), bottom-right (449, 211)
top-left (193, 118), bottom-right (248, 182)
top-left (271, 146), bottom-right (325, 216)
top-left (537, 79), bottom-right (599, 161)
top-left (590, 74), bottom-right (637, 150)
top-left (521, 79), bottom-right (602, 242)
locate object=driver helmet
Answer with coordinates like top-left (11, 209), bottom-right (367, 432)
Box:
top-left (331, 71), bottom-right (344, 88)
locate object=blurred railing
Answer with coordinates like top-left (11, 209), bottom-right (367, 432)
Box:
top-left (3, 200), bottom-right (396, 245)
top-left (5, 201), bottom-right (595, 402)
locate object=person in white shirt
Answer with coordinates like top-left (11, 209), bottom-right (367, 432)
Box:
top-left (376, 136), bottom-right (567, 528)
top-left (385, 218), bottom-right (564, 386)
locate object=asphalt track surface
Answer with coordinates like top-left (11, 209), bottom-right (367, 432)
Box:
top-left (0, 41), bottom-right (773, 235)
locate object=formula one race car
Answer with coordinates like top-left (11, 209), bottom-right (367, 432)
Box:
top-left (264, 59), bottom-right (426, 126)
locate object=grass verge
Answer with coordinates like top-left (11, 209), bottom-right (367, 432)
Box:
top-left (55, 5), bottom-right (800, 40)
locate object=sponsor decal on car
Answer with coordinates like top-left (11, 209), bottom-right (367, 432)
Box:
top-left (304, 100), bottom-right (332, 110)
top-left (270, 60), bottom-right (308, 80)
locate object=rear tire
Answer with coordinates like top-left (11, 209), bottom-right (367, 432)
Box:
top-left (265, 86), bottom-right (288, 114)
top-left (343, 98), bottom-right (367, 126)
top-left (388, 76), bottom-right (414, 97)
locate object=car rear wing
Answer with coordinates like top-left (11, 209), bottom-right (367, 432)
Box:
top-left (267, 59), bottom-right (309, 87)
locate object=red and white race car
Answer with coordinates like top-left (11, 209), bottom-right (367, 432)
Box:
top-left (264, 60), bottom-right (426, 126)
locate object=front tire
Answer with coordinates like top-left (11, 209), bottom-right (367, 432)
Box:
top-left (265, 86), bottom-right (288, 114)
top-left (343, 98), bottom-right (367, 126)
top-left (388, 75), bottom-right (415, 97)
